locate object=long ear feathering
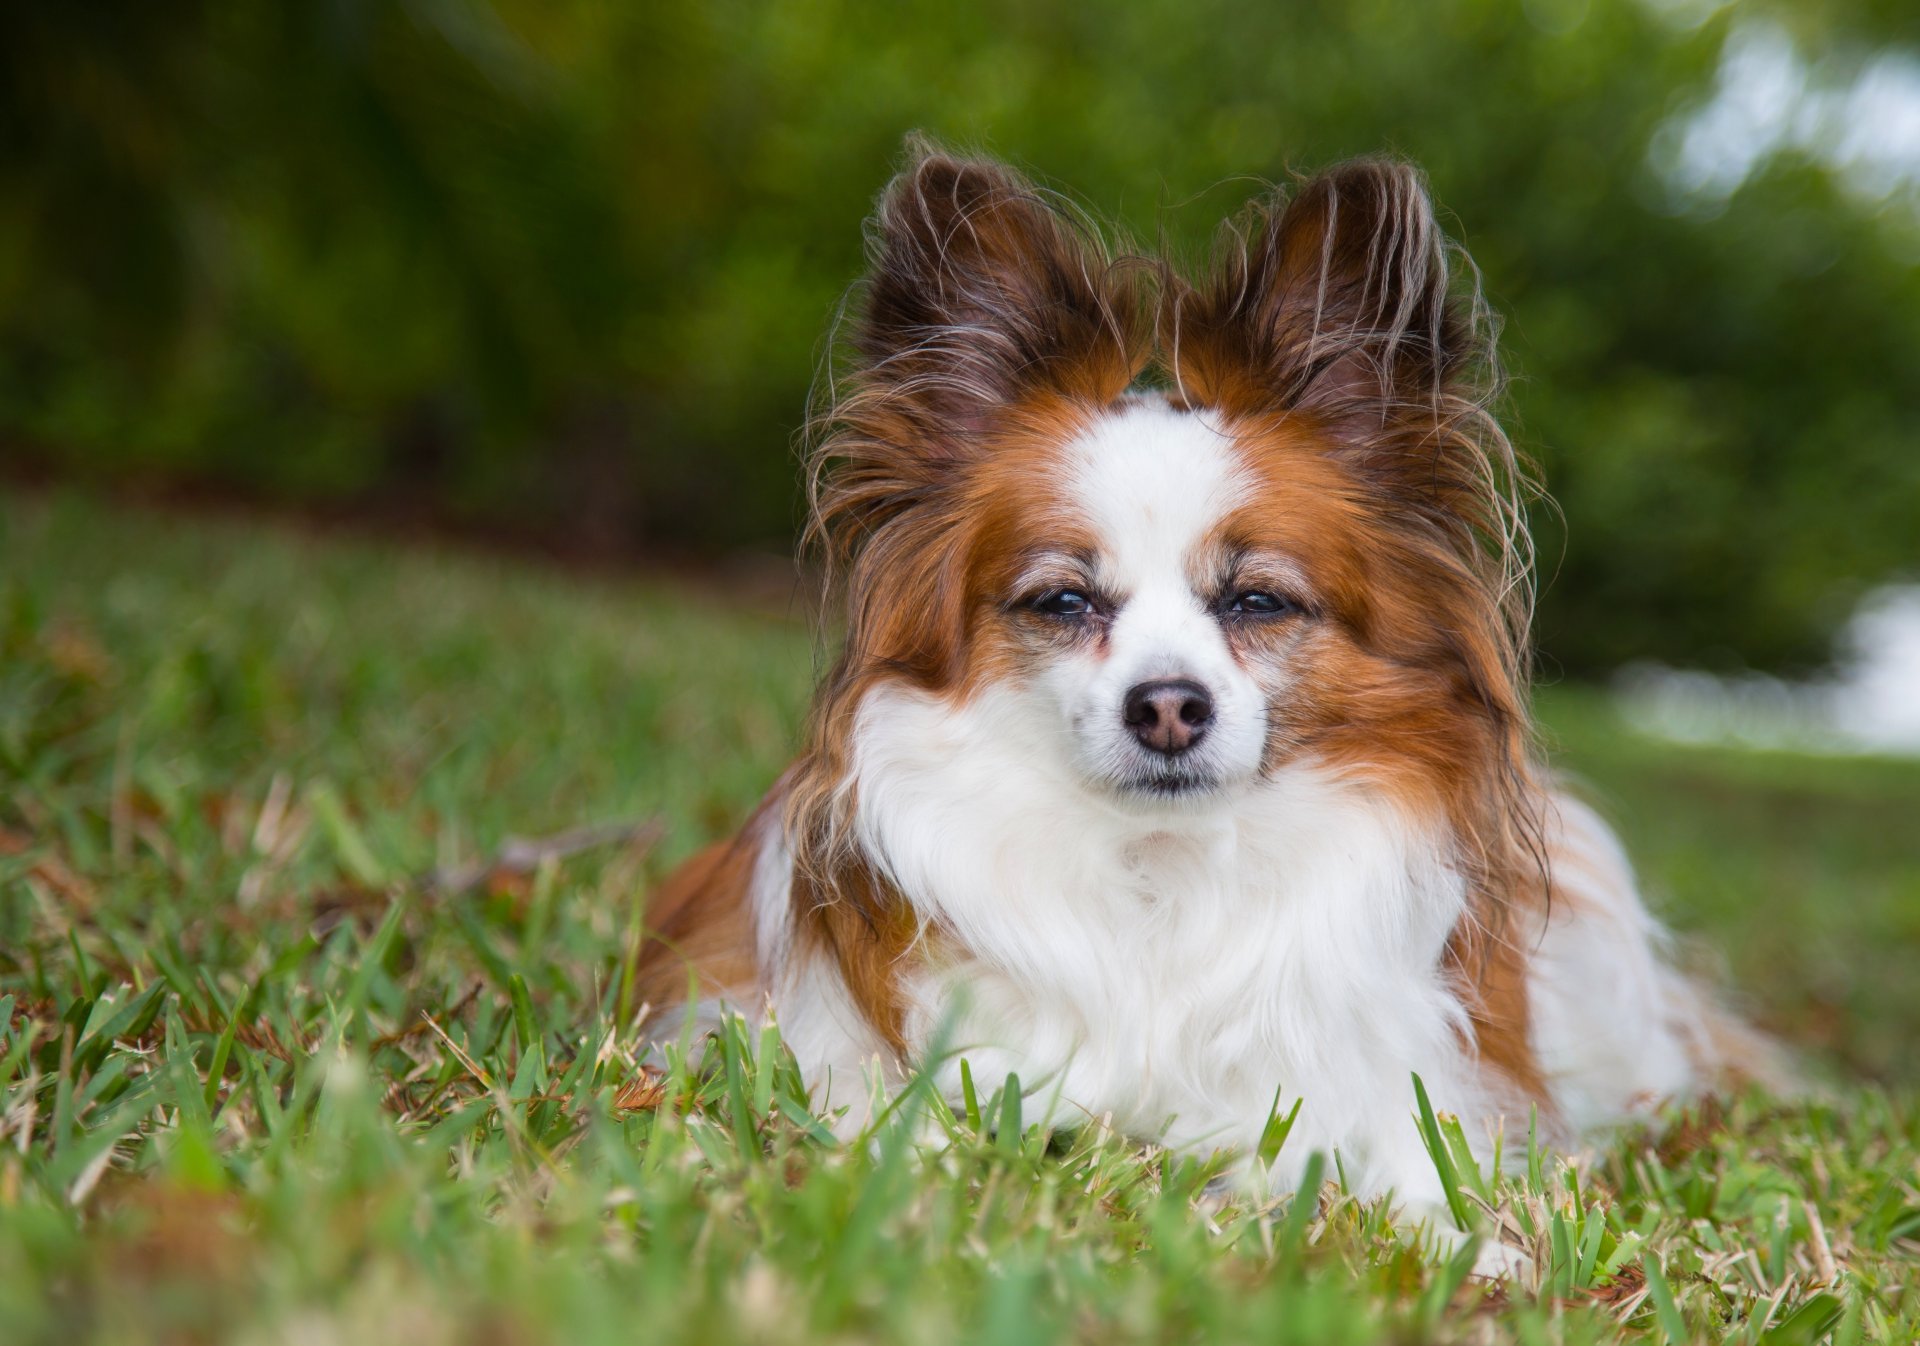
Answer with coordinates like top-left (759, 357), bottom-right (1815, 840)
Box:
top-left (790, 139), bottom-right (1152, 910)
top-left (802, 138), bottom-right (1151, 581)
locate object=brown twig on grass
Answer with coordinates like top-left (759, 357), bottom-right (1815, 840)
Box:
top-left (425, 818), bottom-right (665, 897)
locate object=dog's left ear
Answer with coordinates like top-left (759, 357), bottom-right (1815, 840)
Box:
top-left (1170, 160), bottom-right (1473, 427)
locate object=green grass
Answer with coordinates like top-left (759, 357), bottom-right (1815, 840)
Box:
top-left (3, 488), bottom-right (1917, 1345)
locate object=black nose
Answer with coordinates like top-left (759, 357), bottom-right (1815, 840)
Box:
top-left (1122, 679), bottom-right (1214, 756)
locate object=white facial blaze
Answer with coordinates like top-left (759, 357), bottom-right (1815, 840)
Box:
top-left (1048, 400), bottom-right (1269, 792)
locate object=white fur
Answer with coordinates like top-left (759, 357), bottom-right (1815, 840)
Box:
top-left (746, 402), bottom-right (1719, 1206)
top-left (1526, 793), bottom-right (1723, 1130)
top-left (854, 680), bottom-right (1485, 1207)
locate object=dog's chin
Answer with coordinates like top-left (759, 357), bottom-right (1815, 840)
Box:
top-left (1103, 764), bottom-right (1234, 808)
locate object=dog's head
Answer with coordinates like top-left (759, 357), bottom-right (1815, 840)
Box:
top-left (801, 143), bottom-right (1535, 826)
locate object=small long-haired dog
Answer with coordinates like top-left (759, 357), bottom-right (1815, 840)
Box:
top-left (638, 141), bottom-right (1769, 1213)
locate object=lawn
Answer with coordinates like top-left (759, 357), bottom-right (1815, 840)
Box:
top-left (3, 489), bottom-right (1917, 1345)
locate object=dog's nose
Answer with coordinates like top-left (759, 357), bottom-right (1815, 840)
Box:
top-left (1122, 679), bottom-right (1214, 756)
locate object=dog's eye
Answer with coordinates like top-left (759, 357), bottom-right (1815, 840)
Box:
top-left (1227, 590), bottom-right (1295, 616)
top-left (1034, 589), bottom-right (1094, 617)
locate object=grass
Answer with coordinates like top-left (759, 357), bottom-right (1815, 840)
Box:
top-left (3, 487), bottom-right (1918, 1345)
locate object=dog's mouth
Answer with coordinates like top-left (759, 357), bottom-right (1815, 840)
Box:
top-left (1114, 766), bottom-right (1223, 800)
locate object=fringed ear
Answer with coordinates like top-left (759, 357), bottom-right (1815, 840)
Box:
top-left (808, 139), bottom-right (1145, 602)
top-left (1166, 158), bottom-right (1528, 634)
top-left (801, 141), bottom-right (1143, 695)
top-left (857, 140), bottom-right (1143, 448)
top-left (1170, 159), bottom-right (1471, 428)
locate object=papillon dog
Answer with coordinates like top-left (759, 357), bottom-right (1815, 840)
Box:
top-left (638, 141), bottom-right (1770, 1215)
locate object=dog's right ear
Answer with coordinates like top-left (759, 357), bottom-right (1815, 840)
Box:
top-left (858, 141), bottom-right (1140, 448)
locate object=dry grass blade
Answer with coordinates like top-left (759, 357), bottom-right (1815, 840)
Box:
top-left (613, 1067), bottom-right (668, 1115)
top-left (420, 1013), bottom-right (495, 1091)
top-left (426, 818), bottom-right (665, 897)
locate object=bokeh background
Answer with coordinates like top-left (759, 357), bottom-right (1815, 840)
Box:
top-left (4, 11), bottom-right (1920, 1336)
top-left (3, 0), bottom-right (1917, 677)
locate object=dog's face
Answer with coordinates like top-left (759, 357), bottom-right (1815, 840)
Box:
top-left (808, 149), bottom-right (1530, 825)
top-left (965, 402), bottom-right (1291, 800)
top-left (966, 398), bottom-right (1449, 806)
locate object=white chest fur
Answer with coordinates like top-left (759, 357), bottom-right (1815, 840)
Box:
top-left (828, 681), bottom-right (1495, 1198)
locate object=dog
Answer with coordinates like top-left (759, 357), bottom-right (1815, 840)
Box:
top-left (637, 141), bottom-right (1769, 1216)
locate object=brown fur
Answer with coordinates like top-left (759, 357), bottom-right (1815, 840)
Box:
top-left (791, 861), bottom-right (927, 1057)
top-left (634, 813), bottom-right (765, 1017)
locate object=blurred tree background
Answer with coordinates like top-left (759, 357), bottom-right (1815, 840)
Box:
top-left (2, 0), bottom-right (1915, 675)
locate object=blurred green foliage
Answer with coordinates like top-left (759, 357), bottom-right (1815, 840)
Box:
top-left (2, 0), bottom-right (1916, 673)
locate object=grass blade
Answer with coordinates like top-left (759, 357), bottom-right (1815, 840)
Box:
top-left (1257, 1085), bottom-right (1304, 1172)
top-left (1411, 1073), bottom-right (1471, 1231)
top-left (1642, 1255), bottom-right (1689, 1344)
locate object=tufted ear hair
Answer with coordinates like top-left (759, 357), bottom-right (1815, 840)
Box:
top-left (1170, 159), bottom-right (1473, 428)
top-left (856, 139), bottom-right (1143, 447)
